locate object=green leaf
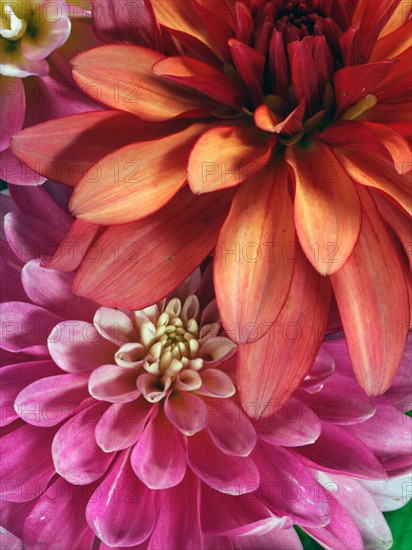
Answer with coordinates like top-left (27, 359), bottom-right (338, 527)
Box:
top-left (384, 500), bottom-right (412, 550)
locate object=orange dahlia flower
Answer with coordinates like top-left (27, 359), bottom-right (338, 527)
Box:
top-left (12, 0), bottom-right (411, 415)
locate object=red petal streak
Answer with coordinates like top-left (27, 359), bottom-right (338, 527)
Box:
top-left (72, 45), bottom-right (213, 121)
top-left (238, 248), bottom-right (332, 418)
top-left (287, 140), bottom-right (362, 275)
top-left (73, 187), bottom-right (232, 309)
top-left (11, 111), bottom-right (182, 186)
top-left (70, 124), bottom-right (207, 225)
top-left (152, 55), bottom-right (247, 109)
top-left (214, 161), bottom-right (295, 343)
top-left (188, 125), bottom-right (272, 193)
top-left (330, 188), bottom-right (410, 395)
top-left (229, 39), bottom-right (265, 106)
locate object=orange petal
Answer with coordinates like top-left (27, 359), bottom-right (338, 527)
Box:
top-left (238, 247), bottom-right (332, 418)
top-left (11, 111), bottom-right (185, 186)
top-left (286, 140), bottom-right (362, 275)
top-left (187, 125), bottom-right (273, 193)
top-left (335, 149), bottom-right (412, 215)
top-left (70, 123), bottom-right (207, 225)
top-left (214, 160), bottom-right (295, 344)
top-left (151, 0), bottom-right (224, 60)
top-left (73, 187), bottom-right (232, 309)
top-left (254, 104), bottom-right (281, 132)
top-left (330, 187), bottom-right (410, 396)
top-left (71, 45), bottom-right (212, 121)
top-left (360, 121), bottom-right (412, 175)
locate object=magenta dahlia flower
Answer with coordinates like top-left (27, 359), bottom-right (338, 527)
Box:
top-left (1, 185), bottom-right (411, 549)
top-left (10, 0), bottom-right (411, 413)
top-left (0, 0), bottom-right (100, 184)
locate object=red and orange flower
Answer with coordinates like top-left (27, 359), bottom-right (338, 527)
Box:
top-left (11, 0), bottom-right (411, 415)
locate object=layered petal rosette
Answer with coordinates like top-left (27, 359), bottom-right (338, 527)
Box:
top-left (10, 0), bottom-right (411, 411)
top-left (1, 186), bottom-right (412, 549)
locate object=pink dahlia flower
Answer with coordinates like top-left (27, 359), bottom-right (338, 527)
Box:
top-left (1, 0), bottom-right (100, 184)
top-left (1, 186), bottom-right (411, 549)
top-left (10, 0), bottom-right (411, 412)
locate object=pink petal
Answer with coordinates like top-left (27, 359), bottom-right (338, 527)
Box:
top-left (195, 368), bottom-right (235, 398)
top-left (22, 477), bottom-right (95, 550)
top-left (88, 365), bottom-right (140, 403)
top-left (131, 410), bottom-right (187, 489)
top-left (344, 405), bottom-right (412, 472)
top-left (147, 470), bottom-right (202, 549)
top-left (14, 373), bottom-right (89, 427)
top-left (205, 398), bottom-right (257, 456)
top-left (4, 212), bottom-right (65, 262)
top-left (253, 443), bottom-right (330, 527)
top-left (361, 472), bottom-right (412, 512)
top-left (0, 302), bottom-right (62, 353)
top-left (52, 402), bottom-right (114, 484)
top-left (187, 429), bottom-right (260, 495)
top-left (255, 397), bottom-right (321, 447)
top-left (164, 391), bottom-right (208, 435)
top-left (93, 307), bottom-right (137, 345)
top-left (0, 360), bottom-right (59, 426)
top-left (295, 423), bottom-right (388, 480)
top-left (85, 451), bottom-right (156, 547)
top-left (201, 484), bottom-right (290, 537)
top-left (95, 399), bottom-right (153, 452)
top-left (297, 370), bottom-right (377, 424)
top-left (47, 321), bottom-right (117, 372)
top-left (0, 424), bottom-right (56, 502)
top-left (317, 472), bottom-right (393, 549)
top-left (233, 528), bottom-right (303, 549)
top-left (21, 260), bottom-right (97, 321)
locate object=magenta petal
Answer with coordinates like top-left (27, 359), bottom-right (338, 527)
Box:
top-left (206, 398), bottom-right (257, 456)
top-left (14, 373), bottom-right (89, 427)
top-left (52, 402), bottom-right (114, 484)
top-left (86, 451), bottom-right (156, 547)
top-left (4, 212), bottom-right (65, 262)
top-left (0, 360), bottom-right (59, 426)
top-left (148, 470), bottom-right (202, 549)
top-left (297, 370), bottom-right (377, 425)
top-left (0, 424), bottom-right (56, 502)
top-left (344, 405), bottom-right (412, 472)
top-left (201, 484), bottom-right (291, 537)
top-left (295, 423), bottom-right (388, 480)
top-left (0, 529), bottom-right (23, 550)
top-left (361, 472), bottom-right (412, 512)
top-left (255, 398), bottom-right (321, 447)
top-left (131, 410), bottom-right (187, 489)
top-left (164, 391), bottom-right (208, 435)
top-left (0, 244), bottom-right (26, 303)
top-left (253, 443), bottom-right (330, 527)
top-left (303, 495), bottom-right (364, 550)
top-left (47, 321), bottom-right (117, 372)
top-left (0, 302), bottom-right (62, 352)
top-left (22, 477), bottom-right (95, 550)
top-left (88, 365), bottom-right (140, 403)
top-left (233, 528), bottom-right (303, 549)
top-left (95, 399), bottom-right (153, 452)
top-left (317, 472), bottom-right (393, 549)
top-left (187, 429), bottom-right (260, 495)
top-left (21, 260), bottom-right (97, 321)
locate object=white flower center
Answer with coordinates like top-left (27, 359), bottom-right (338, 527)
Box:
top-left (0, 4), bottom-right (27, 41)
